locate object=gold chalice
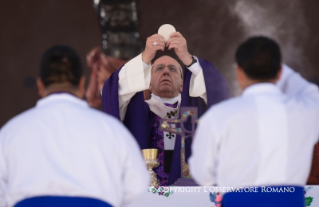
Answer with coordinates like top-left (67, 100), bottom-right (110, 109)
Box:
top-left (142, 148), bottom-right (159, 187)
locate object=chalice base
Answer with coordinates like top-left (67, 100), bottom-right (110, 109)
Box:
top-left (149, 170), bottom-right (159, 187)
top-left (145, 158), bottom-right (159, 187)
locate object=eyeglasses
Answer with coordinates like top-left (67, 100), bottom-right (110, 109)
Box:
top-left (152, 64), bottom-right (183, 78)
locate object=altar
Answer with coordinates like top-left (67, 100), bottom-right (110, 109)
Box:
top-left (125, 186), bottom-right (319, 207)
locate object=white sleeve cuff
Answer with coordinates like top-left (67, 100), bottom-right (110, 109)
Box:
top-left (187, 56), bottom-right (201, 76)
top-left (189, 69), bottom-right (207, 104)
top-left (142, 61), bottom-right (150, 69)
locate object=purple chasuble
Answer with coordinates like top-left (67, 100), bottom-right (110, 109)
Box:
top-left (102, 57), bottom-right (230, 185)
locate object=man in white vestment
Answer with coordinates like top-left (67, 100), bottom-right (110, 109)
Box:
top-left (0, 46), bottom-right (149, 207)
top-left (189, 37), bottom-right (319, 206)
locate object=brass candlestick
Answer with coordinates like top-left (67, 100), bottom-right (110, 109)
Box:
top-left (142, 149), bottom-right (159, 187)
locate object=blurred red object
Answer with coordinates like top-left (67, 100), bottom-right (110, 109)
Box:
top-left (86, 47), bottom-right (126, 108)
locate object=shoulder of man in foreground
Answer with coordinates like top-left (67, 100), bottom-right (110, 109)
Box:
top-left (203, 95), bottom-right (250, 119)
top-left (0, 100), bottom-right (128, 141)
top-left (0, 107), bottom-right (38, 135)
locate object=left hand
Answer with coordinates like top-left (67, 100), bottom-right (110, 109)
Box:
top-left (166, 32), bottom-right (192, 66)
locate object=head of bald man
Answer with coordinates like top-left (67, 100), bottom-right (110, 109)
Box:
top-left (149, 56), bottom-right (183, 98)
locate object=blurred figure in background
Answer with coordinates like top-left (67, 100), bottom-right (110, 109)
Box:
top-left (86, 0), bottom-right (150, 108)
top-left (86, 47), bottom-right (127, 108)
top-left (0, 45), bottom-right (149, 207)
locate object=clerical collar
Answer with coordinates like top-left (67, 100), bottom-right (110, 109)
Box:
top-left (145, 94), bottom-right (181, 118)
top-left (151, 93), bottom-right (181, 105)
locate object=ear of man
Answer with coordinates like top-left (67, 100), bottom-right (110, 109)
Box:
top-left (236, 66), bottom-right (246, 89)
top-left (36, 78), bottom-right (45, 98)
top-left (275, 67), bottom-right (282, 81)
top-left (149, 82), bottom-right (152, 92)
top-left (78, 76), bottom-right (86, 99)
top-left (179, 80), bottom-right (183, 93)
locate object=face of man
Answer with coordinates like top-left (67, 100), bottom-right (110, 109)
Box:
top-left (149, 56), bottom-right (183, 98)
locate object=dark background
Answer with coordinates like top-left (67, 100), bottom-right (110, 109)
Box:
top-left (1, 0), bottom-right (319, 127)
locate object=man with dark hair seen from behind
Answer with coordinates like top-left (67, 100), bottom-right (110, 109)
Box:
top-left (190, 37), bottom-right (319, 207)
top-left (0, 45), bottom-right (149, 207)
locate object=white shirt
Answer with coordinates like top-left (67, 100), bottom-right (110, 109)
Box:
top-left (117, 53), bottom-right (207, 121)
top-left (189, 65), bottom-right (319, 187)
top-left (0, 94), bottom-right (150, 207)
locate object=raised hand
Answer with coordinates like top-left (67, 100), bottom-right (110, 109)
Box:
top-left (142, 34), bottom-right (166, 64)
top-left (166, 32), bottom-right (192, 66)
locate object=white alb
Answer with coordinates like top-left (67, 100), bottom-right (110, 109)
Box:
top-left (0, 94), bottom-right (150, 207)
top-left (189, 65), bottom-right (319, 187)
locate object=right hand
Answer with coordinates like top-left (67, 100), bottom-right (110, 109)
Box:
top-left (142, 34), bottom-right (166, 64)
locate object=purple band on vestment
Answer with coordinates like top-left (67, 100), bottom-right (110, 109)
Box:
top-left (151, 102), bottom-right (178, 186)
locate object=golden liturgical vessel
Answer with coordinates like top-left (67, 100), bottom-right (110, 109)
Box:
top-left (142, 149), bottom-right (160, 187)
